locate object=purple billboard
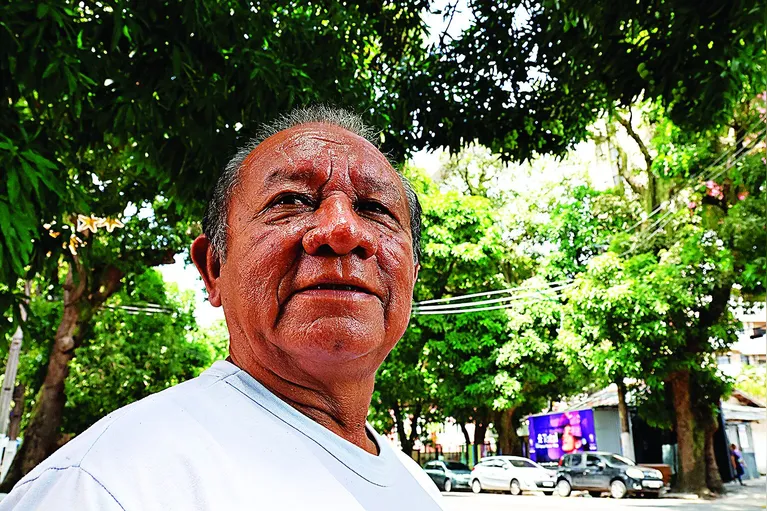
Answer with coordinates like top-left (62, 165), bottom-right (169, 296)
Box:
top-left (528, 409), bottom-right (598, 463)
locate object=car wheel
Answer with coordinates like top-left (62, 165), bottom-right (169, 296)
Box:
top-left (610, 480), bottom-right (628, 499)
top-left (588, 491), bottom-right (602, 498)
top-left (510, 479), bottom-right (522, 496)
top-left (471, 479), bottom-right (482, 494)
top-left (443, 478), bottom-right (452, 493)
top-left (543, 491), bottom-right (554, 496)
top-left (557, 479), bottom-right (572, 497)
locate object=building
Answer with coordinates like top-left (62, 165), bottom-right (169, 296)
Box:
top-left (525, 383), bottom-right (766, 480)
top-left (718, 304), bottom-right (766, 375)
top-left (723, 389), bottom-right (766, 477)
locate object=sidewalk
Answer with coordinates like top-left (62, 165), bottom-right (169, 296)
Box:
top-left (720, 477), bottom-right (767, 505)
top-left (663, 477), bottom-right (766, 502)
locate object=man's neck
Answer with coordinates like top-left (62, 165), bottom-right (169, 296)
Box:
top-left (228, 353), bottom-right (379, 455)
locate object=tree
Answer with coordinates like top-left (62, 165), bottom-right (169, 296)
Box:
top-left (373, 168), bottom-right (509, 454)
top-left (562, 225), bottom-right (741, 492)
top-left (492, 279), bottom-right (576, 455)
top-left (3, 268), bottom-right (223, 486)
top-left (613, 97), bottom-right (765, 492)
top-left (403, 0), bottom-right (766, 160)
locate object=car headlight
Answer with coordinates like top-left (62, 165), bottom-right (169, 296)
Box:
top-left (626, 468), bottom-right (644, 480)
top-left (652, 470), bottom-right (663, 480)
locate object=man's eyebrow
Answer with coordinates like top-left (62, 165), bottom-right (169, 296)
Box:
top-left (262, 165), bottom-right (318, 188)
top-left (353, 166), bottom-right (401, 196)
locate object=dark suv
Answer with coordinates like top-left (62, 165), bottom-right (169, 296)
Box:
top-left (556, 452), bottom-right (665, 499)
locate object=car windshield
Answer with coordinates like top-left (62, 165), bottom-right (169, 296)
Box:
top-left (603, 454), bottom-right (636, 467)
top-left (445, 462), bottom-right (470, 471)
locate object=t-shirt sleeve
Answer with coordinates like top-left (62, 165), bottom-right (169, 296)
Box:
top-left (0, 466), bottom-right (124, 510)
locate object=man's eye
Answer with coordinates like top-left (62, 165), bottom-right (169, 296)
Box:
top-left (357, 200), bottom-right (392, 217)
top-left (271, 193), bottom-right (314, 207)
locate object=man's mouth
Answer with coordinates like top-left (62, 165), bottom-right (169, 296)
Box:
top-left (307, 284), bottom-right (370, 293)
top-left (289, 279), bottom-right (381, 303)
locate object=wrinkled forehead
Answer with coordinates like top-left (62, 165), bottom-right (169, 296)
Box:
top-left (239, 123), bottom-right (400, 189)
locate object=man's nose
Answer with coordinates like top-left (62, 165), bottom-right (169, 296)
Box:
top-left (302, 196), bottom-right (378, 259)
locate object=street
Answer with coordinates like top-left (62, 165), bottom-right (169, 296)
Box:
top-left (441, 480), bottom-right (767, 511)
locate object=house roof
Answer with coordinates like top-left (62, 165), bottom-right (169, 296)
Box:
top-left (729, 389), bottom-right (766, 408)
top-left (555, 386), bottom-right (765, 422)
top-left (559, 384), bottom-right (629, 411)
top-left (722, 402), bottom-right (766, 422)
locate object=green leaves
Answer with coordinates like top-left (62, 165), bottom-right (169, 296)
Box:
top-left (14, 269), bottom-right (224, 437)
top-left (406, 0), bottom-right (765, 160)
top-left (0, 140), bottom-right (66, 288)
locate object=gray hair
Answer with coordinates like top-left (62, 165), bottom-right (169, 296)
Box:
top-left (202, 106), bottom-right (422, 264)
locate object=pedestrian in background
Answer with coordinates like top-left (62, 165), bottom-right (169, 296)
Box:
top-left (730, 443), bottom-right (746, 486)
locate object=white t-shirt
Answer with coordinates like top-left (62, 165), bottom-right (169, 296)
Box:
top-left (0, 361), bottom-right (443, 510)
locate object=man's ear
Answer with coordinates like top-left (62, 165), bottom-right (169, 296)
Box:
top-left (191, 235), bottom-right (223, 307)
top-left (413, 263), bottom-right (420, 282)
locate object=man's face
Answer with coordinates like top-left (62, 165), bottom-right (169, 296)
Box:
top-left (217, 123), bottom-right (417, 378)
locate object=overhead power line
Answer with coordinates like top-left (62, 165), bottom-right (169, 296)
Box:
top-left (414, 282), bottom-right (574, 311)
top-left (415, 279), bottom-right (574, 306)
top-left (413, 290), bottom-right (568, 315)
top-left (621, 126), bottom-right (766, 256)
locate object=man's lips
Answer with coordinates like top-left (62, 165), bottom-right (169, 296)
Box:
top-left (289, 279), bottom-right (382, 303)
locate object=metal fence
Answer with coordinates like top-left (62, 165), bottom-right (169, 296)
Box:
top-left (411, 443), bottom-right (494, 468)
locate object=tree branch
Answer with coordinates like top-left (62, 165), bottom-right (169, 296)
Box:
top-left (438, 1), bottom-right (459, 49)
top-left (616, 112), bottom-right (653, 172)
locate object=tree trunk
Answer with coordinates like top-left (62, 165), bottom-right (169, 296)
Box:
top-left (473, 420), bottom-right (488, 461)
top-left (392, 401), bottom-right (412, 455)
top-left (0, 262), bottom-right (87, 491)
top-left (496, 408), bottom-right (521, 455)
top-left (704, 418), bottom-right (724, 493)
top-left (407, 408), bottom-right (421, 454)
top-left (616, 378), bottom-right (636, 461)
top-left (460, 423), bottom-right (471, 447)
top-left (668, 370), bottom-right (707, 493)
top-left (8, 384), bottom-right (25, 441)
top-left (1, 260), bottom-right (125, 490)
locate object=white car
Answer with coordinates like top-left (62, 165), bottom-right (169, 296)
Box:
top-left (470, 456), bottom-right (556, 495)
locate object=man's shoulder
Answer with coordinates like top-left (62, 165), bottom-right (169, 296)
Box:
top-left (17, 361), bottom-right (237, 485)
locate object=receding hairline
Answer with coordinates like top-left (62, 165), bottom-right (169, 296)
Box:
top-left (238, 121), bottom-right (396, 176)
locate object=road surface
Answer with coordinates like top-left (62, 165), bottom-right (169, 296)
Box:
top-left (442, 479), bottom-right (766, 511)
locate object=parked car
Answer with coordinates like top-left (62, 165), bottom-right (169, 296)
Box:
top-left (470, 456), bottom-right (556, 495)
top-left (556, 452), bottom-right (665, 499)
top-left (422, 460), bottom-right (472, 492)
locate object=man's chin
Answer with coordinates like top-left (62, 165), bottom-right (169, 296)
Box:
top-left (275, 316), bottom-right (388, 364)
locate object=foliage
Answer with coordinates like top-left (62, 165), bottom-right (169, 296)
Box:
top-left (437, 145), bottom-right (510, 204)
top-left (0, 0), bottom-right (430, 315)
top-left (562, 226), bottom-right (739, 399)
top-left (494, 278), bottom-right (576, 415)
top-left (735, 365), bottom-right (767, 403)
top-left (9, 269), bottom-right (225, 438)
top-left (538, 185), bottom-right (638, 280)
top-left (405, 0), bottom-right (766, 160)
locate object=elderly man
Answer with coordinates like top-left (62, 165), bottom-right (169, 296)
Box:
top-left (0, 107), bottom-right (442, 510)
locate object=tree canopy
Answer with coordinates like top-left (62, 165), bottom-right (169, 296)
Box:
top-left (404, 0), bottom-right (766, 159)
